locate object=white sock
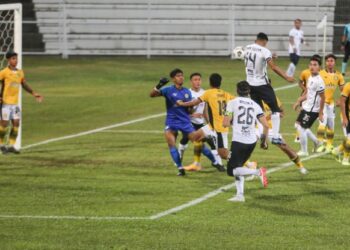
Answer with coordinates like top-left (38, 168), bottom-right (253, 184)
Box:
top-left (287, 63), bottom-right (296, 77)
top-left (271, 112), bottom-right (281, 138)
top-left (306, 129), bottom-right (319, 144)
top-left (297, 126), bottom-right (308, 153)
top-left (235, 176), bottom-right (245, 196)
top-left (178, 143), bottom-right (188, 151)
top-left (233, 167), bottom-right (259, 176)
top-left (212, 150), bottom-right (222, 165)
top-left (327, 118), bottom-right (334, 130)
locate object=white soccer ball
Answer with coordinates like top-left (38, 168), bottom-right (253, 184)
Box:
top-left (232, 46), bottom-right (245, 60)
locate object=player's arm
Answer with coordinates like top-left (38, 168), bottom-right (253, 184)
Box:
top-left (293, 89), bottom-right (307, 111)
top-left (340, 95), bottom-right (349, 127)
top-left (21, 79), bottom-right (43, 103)
top-left (267, 59), bottom-right (295, 83)
top-left (203, 103), bottom-right (209, 123)
top-left (318, 91), bottom-right (325, 122)
top-left (149, 77), bottom-right (169, 97)
top-left (298, 79), bottom-right (307, 93)
top-left (222, 112), bottom-right (232, 128)
top-left (289, 35), bottom-right (296, 54)
top-left (177, 98), bottom-right (202, 107)
top-left (341, 27), bottom-right (347, 51)
top-left (258, 114), bottom-right (269, 150)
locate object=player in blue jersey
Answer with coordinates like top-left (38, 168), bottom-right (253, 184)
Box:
top-left (341, 23), bottom-right (350, 76)
top-left (150, 68), bottom-right (219, 176)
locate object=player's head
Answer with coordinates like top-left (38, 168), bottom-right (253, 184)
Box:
top-left (6, 50), bottom-right (18, 67)
top-left (294, 19), bottom-right (302, 29)
top-left (309, 55), bottom-right (321, 74)
top-left (170, 68), bottom-right (184, 85)
top-left (236, 81), bottom-right (250, 97)
top-left (209, 73), bottom-right (222, 88)
top-left (256, 32), bottom-right (268, 46)
top-left (190, 72), bottom-right (202, 90)
top-left (325, 53), bottom-right (337, 70)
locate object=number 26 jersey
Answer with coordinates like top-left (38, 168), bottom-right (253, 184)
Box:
top-left (226, 97), bottom-right (264, 144)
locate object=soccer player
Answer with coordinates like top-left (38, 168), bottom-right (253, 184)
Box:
top-left (177, 73), bottom-right (234, 163)
top-left (0, 51), bottom-right (43, 154)
top-left (149, 68), bottom-right (217, 176)
top-left (337, 82), bottom-right (350, 165)
top-left (223, 81), bottom-right (269, 202)
top-left (287, 19), bottom-right (305, 77)
top-left (341, 22), bottom-right (350, 76)
top-left (177, 73), bottom-right (224, 172)
top-left (244, 32), bottom-right (294, 147)
top-left (293, 56), bottom-right (325, 156)
top-left (258, 98), bottom-right (308, 174)
top-left (316, 54), bottom-right (344, 153)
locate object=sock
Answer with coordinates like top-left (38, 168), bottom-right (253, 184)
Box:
top-left (343, 138), bottom-right (350, 159)
top-left (235, 176), bottom-right (245, 196)
top-left (306, 129), bottom-right (319, 145)
top-left (233, 167), bottom-right (260, 176)
top-left (193, 141), bottom-right (202, 164)
top-left (170, 147), bottom-right (182, 169)
top-left (317, 124), bottom-right (326, 142)
top-left (0, 125), bottom-right (6, 145)
top-left (295, 129), bottom-right (300, 140)
top-left (202, 145), bottom-right (216, 164)
top-left (9, 126), bottom-right (19, 146)
top-left (271, 112), bottom-right (281, 138)
top-left (339, 143), bottom-right (345, 153)
top-left (291, 155), bottom-right (303, 168)
top-left (287, 63), bottom-right (296, 77)
top-left (297, 126), bottom-right (308, 153)
top-left (212, 149), bottom-right (222, 165)
top-left (326, 128), bottom-right (334, 146)
top-left (342, 62), bottom-right (348, 75)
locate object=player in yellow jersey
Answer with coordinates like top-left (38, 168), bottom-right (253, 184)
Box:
top-left (315, 54), bottom-right (345, 153)
top-left (177, 73), bottom-right (234, 163)
top-left (337, 82), bottom-right (350, 165)
top-left (0, 51), bottom-right (43, 154)
top-left (258, 98), bottom-right (308, 174)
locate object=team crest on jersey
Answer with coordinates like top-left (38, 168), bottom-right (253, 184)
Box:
top-left (184, 93), bottom-right (189, 99)
top-left (172, 93), bottom-right (177, 97)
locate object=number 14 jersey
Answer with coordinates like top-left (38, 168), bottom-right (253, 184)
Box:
top-left (226, 97), bottom-right (264, 144)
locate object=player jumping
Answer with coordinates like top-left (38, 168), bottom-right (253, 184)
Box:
top-left (287, 19), bottom-right (305, 77)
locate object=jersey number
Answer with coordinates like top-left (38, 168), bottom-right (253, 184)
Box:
top-left (217, 100), bottom-right (227, 116)
top-left (245, 52), bottom-right (257, 69)
top-left (237, 106), bottom-right (254, 125)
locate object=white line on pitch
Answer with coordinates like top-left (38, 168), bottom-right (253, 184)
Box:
top-left (100, 129), bottom-right (163, 134)
top-left (0, 214), bottom-right (149, 220)
top-left (149, 152), bottom-right (327, 220)
top-left (22, 113), bottom-right (166, 150)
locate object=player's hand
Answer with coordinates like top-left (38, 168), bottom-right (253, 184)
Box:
top-left (293, 102), bottom-right (300, 111)
top-left (33, 92), bottom-right (43, 103)
top-left (272, 52), bottom-right (278, 60)
top-left (286, 76), bottom-right (295, 83)
top-left (176, 100), bottom-right (184, 106)
top-left (318, 113), bottom-right (324, 123)
top-left (155, 77), bottom-right (169, 90)
top-left (191, 113), bottom-right (203, 118)
top-left (260, 134), bottom-right (268, 150)
top-left (342, 118), bottom-right (349, 128)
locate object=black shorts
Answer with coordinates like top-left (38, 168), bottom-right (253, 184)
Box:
top-left (296, 110), bottom-right (319, 129)
top-left (249, 84), bottom-right (281, 113)
top-left (227, 141), bottom-right (256, 177)
top-left (344, 42), bottom-right (350, 62)
top-left (289, 53), bottom-right (300, 65)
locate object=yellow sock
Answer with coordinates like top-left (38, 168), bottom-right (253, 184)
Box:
top-left (339, 144), bottom-right (345, 153)
top-left (0, 125), bottom-right (7, 145)
top-left (343, 138), bottom-right (350, 158)
top-left (292, 155), bottom-right (303, 168)
top-left (317, 125), bottom-right (326, 141)
top-left (9, 126), bottom-right (18, 146)
top-left (193, 141), bottom-right (202, 164)
top-left (326, 128), bottom-right (334, 146)
top-left (295, 130), bottom-right (299, 139)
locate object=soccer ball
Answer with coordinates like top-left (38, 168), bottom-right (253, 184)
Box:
top-left (232, 46), bottom-right (245, 60)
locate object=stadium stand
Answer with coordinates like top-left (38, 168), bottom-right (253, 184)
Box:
top-left (29, 0), bottom-right (336, 56)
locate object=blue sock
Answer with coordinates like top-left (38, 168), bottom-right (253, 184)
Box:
top-left (202, 145), bottom-right (216, 164)
top-left (342, 62), bottom-right (348, 74)
top-left (170, 147), bottom-right (182, 169)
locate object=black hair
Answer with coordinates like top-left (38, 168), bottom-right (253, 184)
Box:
top-left (5, 50), bottom-right (17, 59)
top-left (190, 72), bottom-right (201, 79)
top-left (209, 73), bottom-right (222, 88)
top-left (310, 55), bottom-right (322, 66)
top-left (237, 81), bottom-right (250, 97)
top-left (325, 53), bottom-right (337, 61)
top-left (169, 68), bottom-right (183, 78)
top-left (257, 32), bottom-right (268, 41)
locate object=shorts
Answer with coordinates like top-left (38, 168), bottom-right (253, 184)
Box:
top-left (296, 110), bottom-right (319, 129)
top-left (249, 84), bottom-right (281, 113)
top-left (289, 53), bottom-right (300, 65)
top-left (165, 122), bottom-right (195, 135)
top-left (1, 104), bottom-right (21, 121)
top-left (216, 132), bottom-right (228, 149)
top-left (180, 123), bottom-right (204, 145)
top-left (227, 141), bottom-right (256, 176)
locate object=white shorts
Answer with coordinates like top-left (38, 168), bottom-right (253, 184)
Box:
top-left (320, 103), bottom-right (335, 123)
top-left (1, 104), bottom-right (21, 121)
top-left (201, 125), bottom-right (228, 149)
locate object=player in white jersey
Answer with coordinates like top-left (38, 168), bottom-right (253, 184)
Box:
top-left (244, 32), bottom-right (294, 146)
top-left (178, 73), bottom-right (224, 171)
top-left (287, 19), bottom-right (305, 77)
top-left (294, 56), bottom-right (325, 156)
top-left (223, 81), bottom-right (269, 202)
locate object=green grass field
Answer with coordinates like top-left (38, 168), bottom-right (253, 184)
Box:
top-left (1, 56), bottom-right (350, 249)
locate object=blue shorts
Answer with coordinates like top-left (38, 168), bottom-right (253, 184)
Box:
top-left (165, 123), bottom-right (195, 135)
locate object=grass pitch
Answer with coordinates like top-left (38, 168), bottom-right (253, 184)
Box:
top-left (0, 56), bottom-right (350, 249)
